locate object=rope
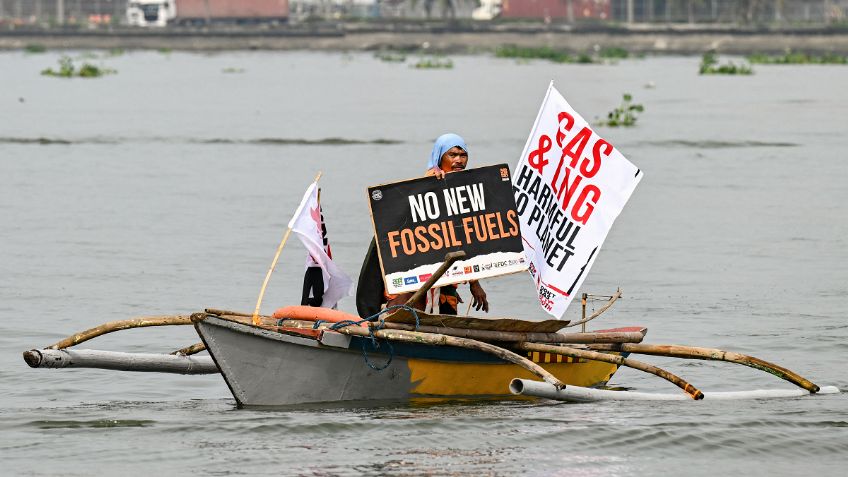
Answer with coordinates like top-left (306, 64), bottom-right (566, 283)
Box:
top-left (322, 304), bottom-right (421, 372)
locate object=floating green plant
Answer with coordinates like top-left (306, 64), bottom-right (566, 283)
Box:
top-left (699, 51), bottom-right (753, 75)
top-left (599, 94), bottom-right (644, 127)
top-left (495, 45), bottom-right (578, 63)
top-left (158, 48), bottom-right (172, 55)
top-left (412, 57), bottom-right (453, 69)
top-left (598, 47), bottom-right (630, 59)
top-left (747, 51), bottom-right (847, 65)
top-left (375, 51), bottom-right (407, 63)
top-left (576, 53), bottom-right (594, 64)
top-left (221, 67), bottom-right (245, 74)
top-left (494, 45), bottom-right (632, 64)
top-left (24, 44), bottom-right (47, 54)
top-left (41, 56), bottom-right (116, 78)
top-left (107, 48), bottom-right (126, 57)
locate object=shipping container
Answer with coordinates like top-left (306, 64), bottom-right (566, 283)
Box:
top-left (175, 0), bottom-right (289, 22)
top-left (501, 0), bottom-right (610, 20)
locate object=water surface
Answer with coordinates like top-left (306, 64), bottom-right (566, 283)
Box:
top-left (1, 51), bottom-right (846, 475)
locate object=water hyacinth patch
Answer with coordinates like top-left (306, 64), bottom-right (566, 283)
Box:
top-left (599, 94), bottom-right (644, 127)
top-left (699, 51), bottom-right (753, 75)
top-left (41, 56), bottom-right (116, 78)
top-left (412, 57), bottom-right (453, 69)
top-left (747, 51), bottom-right (847, 65)
top-left (496, 45), bottom-right (639, 64)
top-left (375, 51), bottom-right (407, 63)
top-left (24, 44), bottom-right (47, 54)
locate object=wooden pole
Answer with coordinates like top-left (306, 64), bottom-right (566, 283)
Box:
top-left (587, 343), bottom-right (820, 393)
top-left (378, 322), bottom-right (646, 344)
top-left (516, 342), bottom-right (703, 399)
top-left (581, 293), bottom-right (587, 332)
top-left (405, 250), bottom-right (466, 308)
top-left (252, 172), bottom-right (322, 325)
top-left (566, 289), bottom-right (621, 329)
top-left (46, 315), bottom-right (193, 350)
top-left (171, 342), bottom-right (206, 356)
top-left (261, 318), bottom-right (646, 344)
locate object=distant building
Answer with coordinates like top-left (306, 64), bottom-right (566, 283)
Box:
top-left (0, 0), bottom-right (845, 25)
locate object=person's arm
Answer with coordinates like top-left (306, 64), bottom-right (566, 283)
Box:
top-left (468, 280), bottom-right (489, 313)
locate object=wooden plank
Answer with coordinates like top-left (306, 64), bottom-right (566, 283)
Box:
top-left (383, 308), bottom-right (571, 333)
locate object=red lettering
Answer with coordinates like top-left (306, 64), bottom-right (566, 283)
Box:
top-left (550, 156), bottom-right (565, 197)
top-left (562, 127), bottom-right (592, 169)
top-left (555, 111), bottom-right (575, 148)
top-left (528, 135), bottom-right (552, 174)
top-left (571, 185), bottom-right (601, 225)
top-left (556, 165), bottom-right (583, 212)
top-left (583, 139), bottom-right (611, 178)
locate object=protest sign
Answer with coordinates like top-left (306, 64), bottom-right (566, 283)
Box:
top-left (368, 164), bottom-right (527, 294)
top-left (514, 83), bottom-right (642, 318)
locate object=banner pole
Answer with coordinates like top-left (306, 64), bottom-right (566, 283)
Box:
top-left (251, 172), bottom-right (322, 325)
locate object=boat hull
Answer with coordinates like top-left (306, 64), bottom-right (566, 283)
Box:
top-left (196, 316), bottom-right (624, 406)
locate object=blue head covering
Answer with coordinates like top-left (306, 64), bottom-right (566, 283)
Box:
top-left (428, 133), bottom-right (468, 170)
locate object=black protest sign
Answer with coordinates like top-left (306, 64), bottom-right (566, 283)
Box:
top-left (367, 164), bottom-right (527, 294)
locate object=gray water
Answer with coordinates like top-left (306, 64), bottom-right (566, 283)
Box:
top-left (1, 50), bottom-right (846, 476)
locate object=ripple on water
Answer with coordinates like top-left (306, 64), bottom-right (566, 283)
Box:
top-left (0, 136), bottom-right (402, 146)
top-left (28, 419), bottom-right (155, 429)
top-left (638, 139), bottom-right (799, 148)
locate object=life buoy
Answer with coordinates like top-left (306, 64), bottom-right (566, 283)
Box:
top-left (272, 306), bottom-right (367, 328)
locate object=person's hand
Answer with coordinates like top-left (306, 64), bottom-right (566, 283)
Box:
top-left (469, 280), bottom-right (489, 313)
top-left (429, 166), bottom-right (446, 179)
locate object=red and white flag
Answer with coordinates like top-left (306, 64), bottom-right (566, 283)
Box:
top-left (514, 82), bottom-right (642, 319)
top-left (288, 182), bottom-right (353, 309)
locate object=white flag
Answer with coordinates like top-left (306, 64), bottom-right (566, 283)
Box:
top-left (514, 82), bottom-right (642, 319)
top-left (288, 182), bottom-right (353, 309)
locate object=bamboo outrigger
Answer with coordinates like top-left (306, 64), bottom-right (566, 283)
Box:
top-left (23, 250), bottom-right (838, 406)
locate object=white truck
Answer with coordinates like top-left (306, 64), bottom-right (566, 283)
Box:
top-left (127, 1), bottom-right (175, 27)
top-left (127, 0), bottom-right (289, 27)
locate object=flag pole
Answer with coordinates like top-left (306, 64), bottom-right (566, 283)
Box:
top-left (251, 172), bottom-right (323, 325)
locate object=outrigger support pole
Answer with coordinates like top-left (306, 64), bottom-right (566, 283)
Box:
top-left (45, 315), bottom-right (194, 350)
top-left (587, 343), bottom-right (820, 393)
top-left (516, 342), bottom-right (704, 399)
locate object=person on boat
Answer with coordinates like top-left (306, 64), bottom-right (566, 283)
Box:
top-left (356, 133), bottom-right (489, 318)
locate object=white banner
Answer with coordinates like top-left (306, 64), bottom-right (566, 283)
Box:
top-left (288, 183), bottom-right (353, 309)
top-left (514, 83), bottom-right (642, 319)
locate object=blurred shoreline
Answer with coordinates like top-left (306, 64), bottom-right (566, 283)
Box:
top-left (2, 23), bottom-right (848, 54)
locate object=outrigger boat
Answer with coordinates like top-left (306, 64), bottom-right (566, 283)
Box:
top-left (23, 251), bottom-right (838, 406)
